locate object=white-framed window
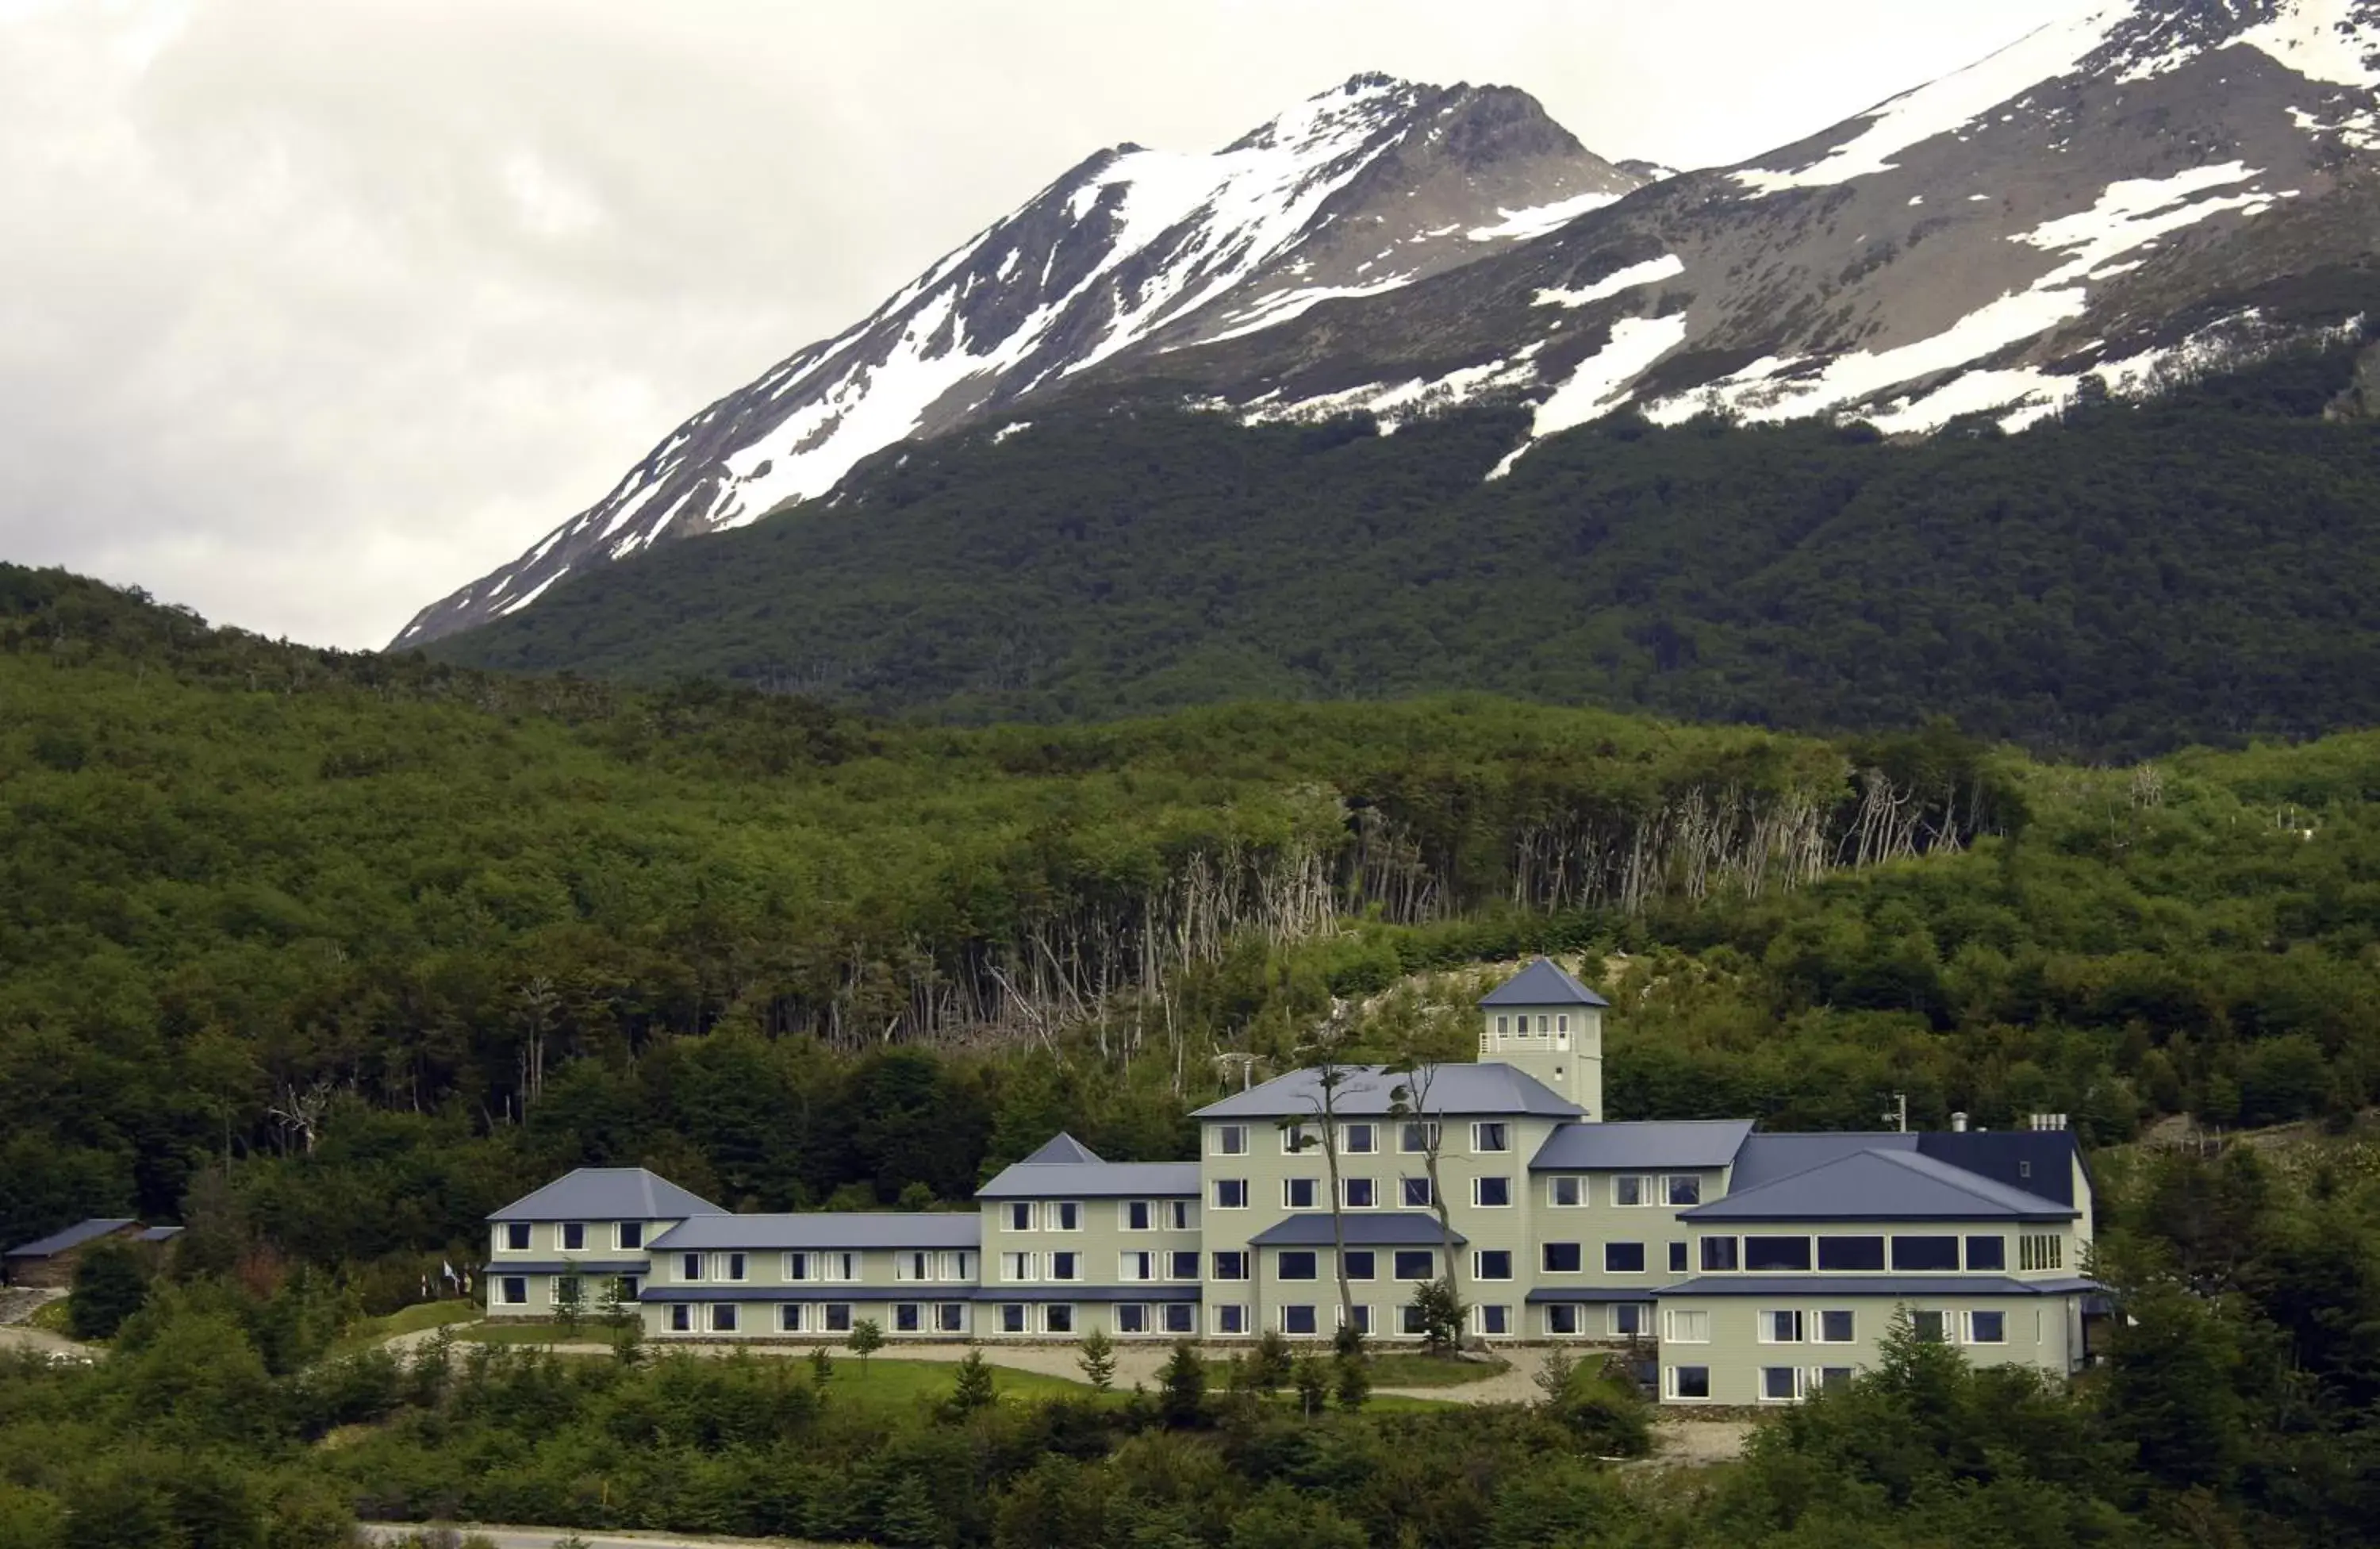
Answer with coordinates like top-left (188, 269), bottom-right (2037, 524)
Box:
top-left (894, 1303), bottom-right (922, 1333)
top-left (1758, 1310), bottom-right (1805, 1343)
top-left (1700, 1236), bottom-right (1740, 1272)
top-left (711, 1304), bottom-right (739, 1333)
top-left (1472, 1249), bottom-right (1512, 1281)
top-left (1342, 1122), bottom-right (1376, 1155)
top-left (1399, 1121), bottom-right (1441, 1154)
top-left (895, 1251), bottom-right (932, 1282)
top-left (823, 1304), bottom-right (852, 1333)
top-left (1213, 1179), bottom-right (1249, 1209)
top-left (1165, 1200), bottom-right (1193, 1231)
top-left (1281, 1123), bottom-right (1317, 1155)
top-left (1048, 1251), bottom-right (1080, 1282)
top-left (1663, 1309), bottom-right (1710, 1343)
top-left (1667, 1365), bottom-right (1713, 1401)
top-left (1000, 1251), bottom-right (1036, 1282)
top-left (1472, 1176), bottom-right (1512, 1208)
top-left (616, 1222), bottom-right (644, 1251)
top-left (1215, 1305), bottom-right (1250, 1336)
top-left (1119, 1251), bottom-right (1156, 1282)
top-left (1043, 1305), bottom-right (1074, 1334)
top-left (935, 1303), bottom-right (965, 1334)
top-left (1051, 1201), bottom-right (1081, 1232)
top-left (679, 1252), bottom-right (704, 1282)
top-left (498, 1276), bottom-right (528, 1305)
top-left (1000, 1304), bottom-right (1027, 1335)
top-left (1344, 1250), bottom-right (1376, 1282)
top-left (1472, 1122), bottom-right (1510, 1154)
top-left (1211, 1251), bottom-right (1249, 1282)
top-left (718, 1253), bottom-right (747, 1282)
top-left (2019, 1234), bottom-right (2064, 1271)
top-left (779, 1304), bottom-right (805, 1333)
top-left (1760, 1366), bottom-right (1806, 1402)
top-left (940, 1251), bottom-right (974, 1281)
top-left (1125, 1201), bottom-right (1152, 1232)
top-left (1168, 1250), bottom-right (1200, 1281)
top-left (1669, 1241), bottom-right (1689, 1274)
top-left (1911, 1310), bottom-right (1948, 1343)
top-left (666, 1304), bottom-right (692, 1332)
top-left (1814, 1366), bottom-right (1855, 1394)
top-left (1213, 1124), bottom-right (1249, 1157)
top-left (1280, 1305), bottom-right (1319, 1336)
top-left (1475, 1305), bottom-right (1511, 1336)
top-left (560, 1222), bottom-right (586, 1252)
top-left (1283, 1178), bottom-right (1319, 1209)
top-left (1117, 1304), bottom-right (1150, 1336)
top-left (1162, 1303), bottom-right (1195, 1335)
top-left (1548, 1176), bottom-right (1584, 1208)
top-left (1611, 1175), bottom-right (1654, 1207)
top-left (1399, 1304), bottom-right (1429, 1336)
top-left (1965, 1310), bottom-right (2007, 1344)
top-left (1343, 1178), bottom-right (1376, 1209)
top-left (1542, 1242), bottom-right (1583, 1274)
top-left (1664, 1175), bottom-right (1702, 1205)
top-left (823, 1251), bottom-right (858, 1282)
top-left (1605, 1242), bottom-right (1647, 1274)
top-left (550, 1275), bottom-right (582, 1308)
top-left (1557, 1013), bottom-right (1570, 1034)
top-left (1546, 1304), bottom-right (1583, 1336)
top-left (1006, 1201), bottom-right (1036, 1232)
top-left (1278, 1251), bottom-right (1319, 1282)
top-left (1817, 1310), bottom-right (1856, 1343)
top-left (1609, 1302), bottom-right (1654, 1338)
top-left (501, 1222), bottom-right (532, 1251)
top-left (1400, 1177), bottom-right (1433, 1209)
top-left (1495, 1014), bottom-right (1510, 1035)
top-left (1341, 1304), bottom-right (1374, 1335)
top-left (1392, 1250), bottom-right (1435, 1281)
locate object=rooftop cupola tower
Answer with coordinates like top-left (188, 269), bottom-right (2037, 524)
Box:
top-left (1477, 958), bottom-right (1609, 1120)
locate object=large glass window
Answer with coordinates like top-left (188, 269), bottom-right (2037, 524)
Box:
top-left (1045, 1305), bottom-right (1074, 1335)
top-left (1472, 1122), bottom-right (1510, 1154)
top-left (1892, 1236), bottom-right (1961, 1272)
top-left (1547, 1305), bottom-right (1582, 1336)
top-left (1473, 1177), bottom-right (1512, 1208)
top-left (1605, 1242), bottom-right (1647, 1274)
top-left (1668, 1366), bottom-right (1712, 1400)
top-left (1117, 1305), bottom-right (1148, 1335)
top-left (1281, 1123), bottom-right (1316, 1155)
top-left (1162, 1304), bottom-right (1195, 1335)
top-left (894, 1304), bottom-right (920, 1333)
top-left (1214, 1179), bottom-right (1249, 1209)
top-left (1610, 1303), bottom-right (1653, 1337)
top-left (1399, 1122), bottom-right (1441, 1154)
top-left (1664, 1176), bottom-right (1702, 1205)
top-left (1549, 1176), bottom-right (1584, 1207)
top-left (1757, 1309), bottom-right (1804, 1343)
top-left (504, 1223), bottom-right (531, 1251)
top-left (1006, 1202), bottom-right (1035, 1232)
top-left (1342, 1123), bottom-right (1376, 1155)
top-left (1910, 1310), bottom-right (1947, 1343)
top-left (1392, 1250), bottom-right (1435, 1280)
top-left (1127, 1201), bottom-right (1152, 1232)
top-left (1214, 1125), bottom-right (1248, 1156)
top-left (824, 1304), bottom-right (852, 1332)
top-left (1664, 1309), bottom-right (1710, 1343)
top-left (1669, 1241), bottom-right (1689, 1273)
top-left (1344, 1178), bottom-right (1376, 1209)
top-left (1053, 1202), bottom-right (1081, 1232)
top-left (1278, 1251), bottom-right (1319, 1282)
top-left (1760, 1366), bottom-right (1802, 1401)
top-left (1344, 1250), bottom-right (1376, 1281)
top-left (1477, 1305), bottom-right (1510, 1336)
top-left (1000, 1303), bottom-right (1028, 1334)
top-left (1400, 1177), bottom-right (1433, 1209)
top-left (1966, 1310), bottom-right (2006, 1344)
top-left (1169, 1251), bottom-right (1200, 1281)
top-left (712, 1304), bottom-right (738, 1333)
top-left (779, 1304), bottom-right (804, 1333)
top-left (1700, 1236), bottom-right (1740, 1272)
top-left (1215, 1305), bottom-right (1249, 1336)
top-left (666, 1305), bottom-right (691, 1332)
top-left (1211, 1251), bottom-right (1249, 1282)
top-left (1818, 1310), bottom-right (1856, 1343)
top-left (1048, 1251), bottom-right (1079, 1282)
top-left (617, 1222), bottom-right (643, 1251)
top-left (1472, 1250), bottom-right (1512, 1281)
top-left (561, 1223), bottom-right (585, 1251)
top-left (1817, 1236), bottom-right (1886, 1271)
top-left (1744, 1236), bottom-right (1813, 1272)
top-left (1281, 1305), bottom-right (1318, 1336)
top-left (499, 1277), bottom-right (527, 1305)
top-left (1612, 1175), bottom-right (1653, 1206)
top-left (1283, 1178), bottom-right (1319, 1209)
top-left (1966, 1235), bottom-right (2007, 1271)
top-left (936, 1303), bottom-right (965, 1333)
top-left (1542, 1242), bottom-right (1583, 1274)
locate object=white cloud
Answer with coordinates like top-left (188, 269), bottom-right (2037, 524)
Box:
top-left (0, 0), bottom-right (2077, 647)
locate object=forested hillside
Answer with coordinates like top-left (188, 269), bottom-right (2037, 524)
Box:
top-left (428, 331), bottom-right (2380, 757)
top-left (12, 566), bottom-right (2380, 1544)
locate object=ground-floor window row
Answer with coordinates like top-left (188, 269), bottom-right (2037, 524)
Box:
top-left (495, 1274), bottom-right (641, 1307)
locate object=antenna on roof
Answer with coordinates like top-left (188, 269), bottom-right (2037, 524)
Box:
top-left (1882, 1092), bottom-right (1908, 1133)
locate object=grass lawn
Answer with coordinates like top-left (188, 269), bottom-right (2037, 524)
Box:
top-left (26, 1300), bottom-right (72, 1337)
top-left (1203, 1351), bottom-right (1508, 1389)
top-left (328, 1301), bottom-right (480, 1359)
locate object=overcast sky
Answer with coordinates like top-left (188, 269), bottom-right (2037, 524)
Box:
top-left (2, 0), bottom-right (2078, 649)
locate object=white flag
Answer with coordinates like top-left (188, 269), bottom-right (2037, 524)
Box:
top-left (442, 1260), bottom-right (459, 1284)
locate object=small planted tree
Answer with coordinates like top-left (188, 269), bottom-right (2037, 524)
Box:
top-left (1077, 1327), bottom-right (1116, 1392)
top-left (1292, 1353), bottom-right (1329, 1417)
top-left (1252, 1328), bottom-right (1294, 1394)
top-left (809, 1344), bottom-right (835, 1386)
top-left (1333, 1352), bottom-right (1372, 1412)
top-left (552, 1267), bottom-right (585, 1336)
top-left (948, 1349), bottom-right (996, 1416)
top-left (1410, 1275), bottom-right (1465, 1356)
top-left (1157, 1340), bottom-right (1207, 1428)
top-left (847, 1317), bottom-right (885, 1374)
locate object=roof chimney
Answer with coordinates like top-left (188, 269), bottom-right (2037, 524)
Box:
top-left (1950, 1112), bottom-right (1968, 1133)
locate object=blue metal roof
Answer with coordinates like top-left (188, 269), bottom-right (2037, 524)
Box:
top-left (1524, 1286), bottom-right (1667, 1304)
top-left (489, 1168), bottom-right (727, 1224)
top-left (1917, 1132), bottom-right (2080, 1207)
top-left (1193, 1063), bottom-right (1581, 1120)
top-left (1658, 1274), bottom-right (2103, 1298)
top-left (1529, 1120), bottom-right (1753, 1172)
top-left (1248, 1213), bottom-right (1468, 1247)
top-left (1683, 1148), bottom-right (2078, 1223)
top-left (1726, 1132), bottom-right (1919, 1190)
top-left (480, 1259), bottom-right (653, 1275)
top-left (648, 1213), bottom-right (979, 1251)
top-left (1478, 959), bottom-right (1610, 1007)
top-left (976, 1145), bottom-right (1202, 1200)
top-left (1015, 1133), bottom-right (1102, 1166)
top-left (5, 1219), bottom-right (136, 1259)
top-left (968, 1286), bottom-right (1203, 1304)
top-left (134, 1226), bottom-right (183, 1243)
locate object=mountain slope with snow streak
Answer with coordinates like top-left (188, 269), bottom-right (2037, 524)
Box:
top-left (395, 75), bottom-right (1638, 646)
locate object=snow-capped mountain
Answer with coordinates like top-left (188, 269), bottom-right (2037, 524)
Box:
top-left (395, 76), bottom-right (1640, 645)
top-left (1158, 0), bottom-right (2380, 460)
top-left (401, 0), bottom-right (2380, 649)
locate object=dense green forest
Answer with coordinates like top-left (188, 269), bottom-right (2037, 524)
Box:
top-left (428, 335), bottom-right (2380, 757)
top-left (13, 564), bottom-right (2380, 1543)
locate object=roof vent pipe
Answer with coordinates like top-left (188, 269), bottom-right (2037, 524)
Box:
top-left (1950, 1112), bottom-right (1969, 1132)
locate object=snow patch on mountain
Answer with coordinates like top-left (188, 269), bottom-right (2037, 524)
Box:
top-left (1466, 190), bottom-right (1626, 240)
top-left (1534, 254), bottom-right (1687, 309)
top-left (1734, 4), bottom-right (2129, 192)
top-left (1488, 314), bottom-right (1691, 477)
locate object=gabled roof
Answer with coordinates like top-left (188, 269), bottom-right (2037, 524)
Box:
top-left (1682, 1148), bottom-right (2079, 1223)
top-left (1530, 1120), bottom-right (1754, 1172)
top-left (489, 1168), bottom-right (727, 1223)
top-left (1016, 1133), bottom-right (1103, 1167)
top-left (1917, 1131), bottom-right (2082, 1207)
top-left (5, 1219), bottom-right (136, 1259)
top-left (134, 1226), bottom-right (184, 1243)
top-left (1249, 1213), bottom-right (1469, 1247)
top-left (1478, 958), bottom-right (1610, 1008)
top-left (976, 1159), bottom-right (1202, 1199)
top-left (1726, 1132), bottom-right (1919, 1191)
top-left (1192, 1063), bottom-right (1582, 1120)
top-left (647, 1213), bottom-right (980, 1251)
